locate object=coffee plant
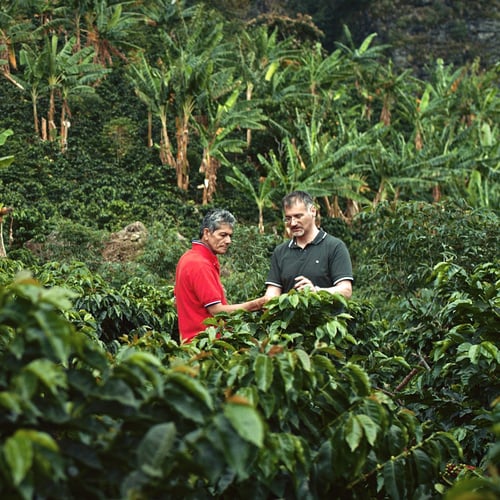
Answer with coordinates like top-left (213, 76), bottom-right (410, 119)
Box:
top-left (0, 272), bottom-right (479, 499)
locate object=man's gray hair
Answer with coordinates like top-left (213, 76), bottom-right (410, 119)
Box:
top-left (199, 209), bottom-right (236, 238)
top-left (282, 190), bottom-right (315, 210)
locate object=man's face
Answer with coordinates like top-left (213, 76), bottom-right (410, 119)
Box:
top-left (203, 223), bottom-right (233, 254)
top-left (283, 201), bottom-right (316, 238)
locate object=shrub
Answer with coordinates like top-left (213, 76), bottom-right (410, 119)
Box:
top-left (135, 219), bottom-right (192, 281)
top-left (398, 262), bottom-right (499, 465)
top-left (24, 218), bottom-right (107, 268)
top-left (352, 201), bottom-right (500, 308)
top-left (0, 277), bottom-right (461, 499)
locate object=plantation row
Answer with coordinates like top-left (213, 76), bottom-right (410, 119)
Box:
top-left (0, 1), bottom-right (498, 245)
top-left (0, 1), bottom-right (498, 498)
top-left (0, 201), bottom-right (499, 499)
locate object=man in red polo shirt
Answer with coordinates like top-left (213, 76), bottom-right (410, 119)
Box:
top-left (175, 209), bottom-right (266, 343)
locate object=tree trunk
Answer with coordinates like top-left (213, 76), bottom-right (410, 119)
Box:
top-left (0, 222), bottom-right (6, 258)
top-left (199, 151), bottom-right (219, 205)
top-left (0, 207), bottom-right (14, 258)
top-left (147, 109), bottom-right (153, 148)
top-left (344, 198), bottom-right (360, 221)
top-left (415, 127), bottom-right (423, 150)
top-left (332, 195), bottom-right (343, 219)
top-left (175, 114), bottom-right (190, 190)
top-left (258, 206), bottom-right (264, 234)
top-left (246, 82), bottom-right (253, 147)
top-left (159, 112), bottom-right (175, 167)
top-left (41, 118), bottom-right (47, 141)
top-left (32, 92), bottom-right (40, 137)
top-left (60, 100), bottom-right (71, 152)
top-left (1, 69), bottom-right (23, 89)
top-left (323, 196), bottom-right (333, 217)
top-left (75, 14), bottom-right (81, 52)
top-left (323, 195), bottom-right (344, 218)
top-left (432, 184), bottom-right (441, 202)
top-left (380, 93), bottom-right (391, 126)
top-left (373, 178), bottom-right (386, 206)
top-left (48, 87), bottom-right (57, 142)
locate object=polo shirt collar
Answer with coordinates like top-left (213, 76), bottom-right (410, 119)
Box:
top-left (192, 240), bottom-right (218, 259)
top-left (288, 228), bottom-right (327, 248)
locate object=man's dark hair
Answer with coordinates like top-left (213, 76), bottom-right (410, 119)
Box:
top-left (282, 191), bottom-right (315, 210)
top-left (199, 209), bottom-right (236, 238)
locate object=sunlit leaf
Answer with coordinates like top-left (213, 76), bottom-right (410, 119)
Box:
top-left (357, 414), bottom-right (378, 446)
top-left (224, 402), bottom-right (264, 447)
top-left (295, 349), bottom-right (311, 372)
top-left (25, 359), bottom-right (67, 395)
top-left (254, 354), bottom-right (274, 392)
top-left (345, 414), bottom-right (362, 452)
top-left (4, 432), bottom-right (34, 486)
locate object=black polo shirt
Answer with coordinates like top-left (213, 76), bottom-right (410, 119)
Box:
top-left (265, 229), bottom-right (353, 293)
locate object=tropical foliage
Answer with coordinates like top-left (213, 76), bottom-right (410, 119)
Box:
top-left (0, 1), bottom-right (498, 498)
top-left (0, 250), bottom-right (498, 498)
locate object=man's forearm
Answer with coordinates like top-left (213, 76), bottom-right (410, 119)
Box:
top-left (315, 280), bottom-right (352, 299)
top-left (207, 296), bottom-right (266, 315)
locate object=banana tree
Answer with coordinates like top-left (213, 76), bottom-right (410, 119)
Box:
top-left (159, 6), bottom-right (225, 191)
top-left (258, 110), bottom-right (371, 219)
top-left (234, 25), bottom-right (298, 146)
top-left (367, 130), bottom-right (440, 205)
top-left (18, 34), bottom-right (108, 148)
top-left (292, 40), bottom-right (348, 100)
top-left (126, 51), bottom-right (175, 165)
top-left (84, 0), bottom-right (141, 66)
top-left (126, 50), bottom-right (194, 189)
top-left (58, 42), bottom-right (110, 151)
top-left (334, 26), bottom-right (391, 122)
top-left (194, 85), bottom-right (267, 205)
top-left (0, 6), bottom-right (34, 86)
top-left (12, 44), bottom-right (46, 136)
top-left (392, 60), bottom-right (497, 203)
top-left (225, 166), bottom-right (276, 233)
top-left (0, 129), bottom-right (14, 258)
top-left (47, 34), bottom-right (72, 141)
top-left (48, 0), bottom-right (95, 52)
top-left (127, 5), bottom-right (227, 190)
top-left (426, 59), bottom-right (500, 205)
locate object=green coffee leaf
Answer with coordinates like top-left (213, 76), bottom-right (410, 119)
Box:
top-left (224, 402), bottom-right (264, 447)
top-left (254, 354), bottom-right (274, 392)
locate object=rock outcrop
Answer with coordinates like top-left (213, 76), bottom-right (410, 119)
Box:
top-left (102, 221), bottom-right (148, 262)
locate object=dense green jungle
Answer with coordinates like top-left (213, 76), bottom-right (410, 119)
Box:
top-left (0, 1), bottom-right (499, 499)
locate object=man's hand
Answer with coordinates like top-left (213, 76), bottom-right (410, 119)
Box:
top-left (248, 296), bottom-right (268, 311)
top-left (293, 275), bottom-right (314, 291)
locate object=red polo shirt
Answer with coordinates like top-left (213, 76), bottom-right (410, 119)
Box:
top-left (174, 241), bottom-right (227, 343)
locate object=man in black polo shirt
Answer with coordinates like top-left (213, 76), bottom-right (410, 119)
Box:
top-left (265, 190), bottom-right (353, 299)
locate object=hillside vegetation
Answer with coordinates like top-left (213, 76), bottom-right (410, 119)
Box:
top-left (0, 1), bottom-right (498, 498)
